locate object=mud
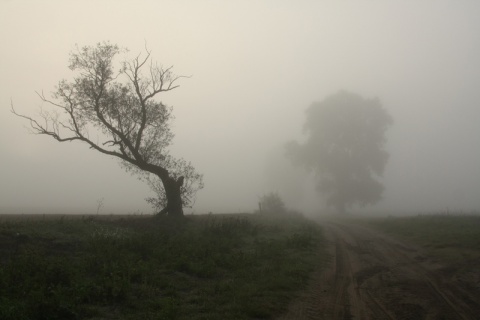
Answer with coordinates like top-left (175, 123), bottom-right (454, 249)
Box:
top-left (279, 220), bottom-right (480, 320)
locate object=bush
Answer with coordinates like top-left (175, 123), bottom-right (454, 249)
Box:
top-left (258, 192), bottom-right (287, 214)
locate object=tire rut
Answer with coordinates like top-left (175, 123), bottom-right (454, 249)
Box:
top-left (278, 220), bottom-right (480, 320)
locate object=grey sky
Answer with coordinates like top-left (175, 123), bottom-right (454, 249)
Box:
top-left (1, 1), bottom-right (479, 214)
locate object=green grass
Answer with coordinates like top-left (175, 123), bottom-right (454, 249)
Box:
top-left (367, 214), bottom-right (480, 262)
top-left (0, 213), bottom-right (326, 320)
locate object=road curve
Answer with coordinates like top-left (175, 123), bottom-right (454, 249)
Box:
top-left (279, 220), bottom-right (480, 320)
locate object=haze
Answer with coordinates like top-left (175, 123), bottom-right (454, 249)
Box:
top-left (1, 1), bottom-right (479, 215)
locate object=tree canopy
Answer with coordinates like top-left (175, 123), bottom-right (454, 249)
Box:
top-left (287, 91), bottom-right (393, 213)
top-left (12, 42), bottom-right (203, 216)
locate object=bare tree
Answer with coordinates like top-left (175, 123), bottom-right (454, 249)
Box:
top-left (11, 42), bottom-right (203, 217)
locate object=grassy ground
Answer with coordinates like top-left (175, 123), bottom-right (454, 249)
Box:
top-left (0, 213), bottom-right (327, 320)
top-left (367, 214), bottom-right (480, 263)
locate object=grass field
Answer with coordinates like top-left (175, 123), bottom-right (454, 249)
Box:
top-left (367, 214), bottom-right (480, 263)
top-left (0, 213), bottom-right (327, 320)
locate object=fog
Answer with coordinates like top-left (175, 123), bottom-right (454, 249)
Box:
top-left (1, 1), bottom-right (479, 215)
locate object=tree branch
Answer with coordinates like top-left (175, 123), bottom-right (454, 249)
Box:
top-left (11, 99), bottom-right (139, 167)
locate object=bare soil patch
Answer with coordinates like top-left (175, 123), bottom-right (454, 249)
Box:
top-left (279, 219), bottom-right (480, 320)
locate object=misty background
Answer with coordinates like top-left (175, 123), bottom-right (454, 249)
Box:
top-left (1, 1), bottom-right (479, 215)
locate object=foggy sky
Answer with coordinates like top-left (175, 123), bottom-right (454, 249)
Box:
top-left (1, 1), bottom-right (480, 215)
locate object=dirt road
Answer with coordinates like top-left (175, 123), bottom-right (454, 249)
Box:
top-left (279, 220), bottom-right (480, 320)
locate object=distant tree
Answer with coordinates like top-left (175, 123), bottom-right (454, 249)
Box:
top-left (286, 91), bottom-right (393, 214)
top-left (11, 42), bottom-right (203, 217)
top-left (259, 192), bottom-right (287, 214)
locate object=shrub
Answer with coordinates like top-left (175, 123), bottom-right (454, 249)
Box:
top-left (258, 192), bottom-right (287, 214)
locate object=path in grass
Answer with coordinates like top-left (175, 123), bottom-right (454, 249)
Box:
top-left (278, 217), bottom-right (480, 320)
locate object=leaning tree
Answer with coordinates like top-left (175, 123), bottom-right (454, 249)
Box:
top-left (286, 91), bottom-right (393, 214)
top-left (12, 42), bottom-right (203, 217)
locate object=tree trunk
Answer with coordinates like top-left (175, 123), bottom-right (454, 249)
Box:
top-left (158, 175), bottom-right (184, 217)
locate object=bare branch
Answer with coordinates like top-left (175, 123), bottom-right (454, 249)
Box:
top-left (103, 139), bottom-right (121, 146)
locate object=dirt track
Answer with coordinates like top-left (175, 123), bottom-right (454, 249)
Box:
top-left (279, 220), bottom-right (480, 320)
